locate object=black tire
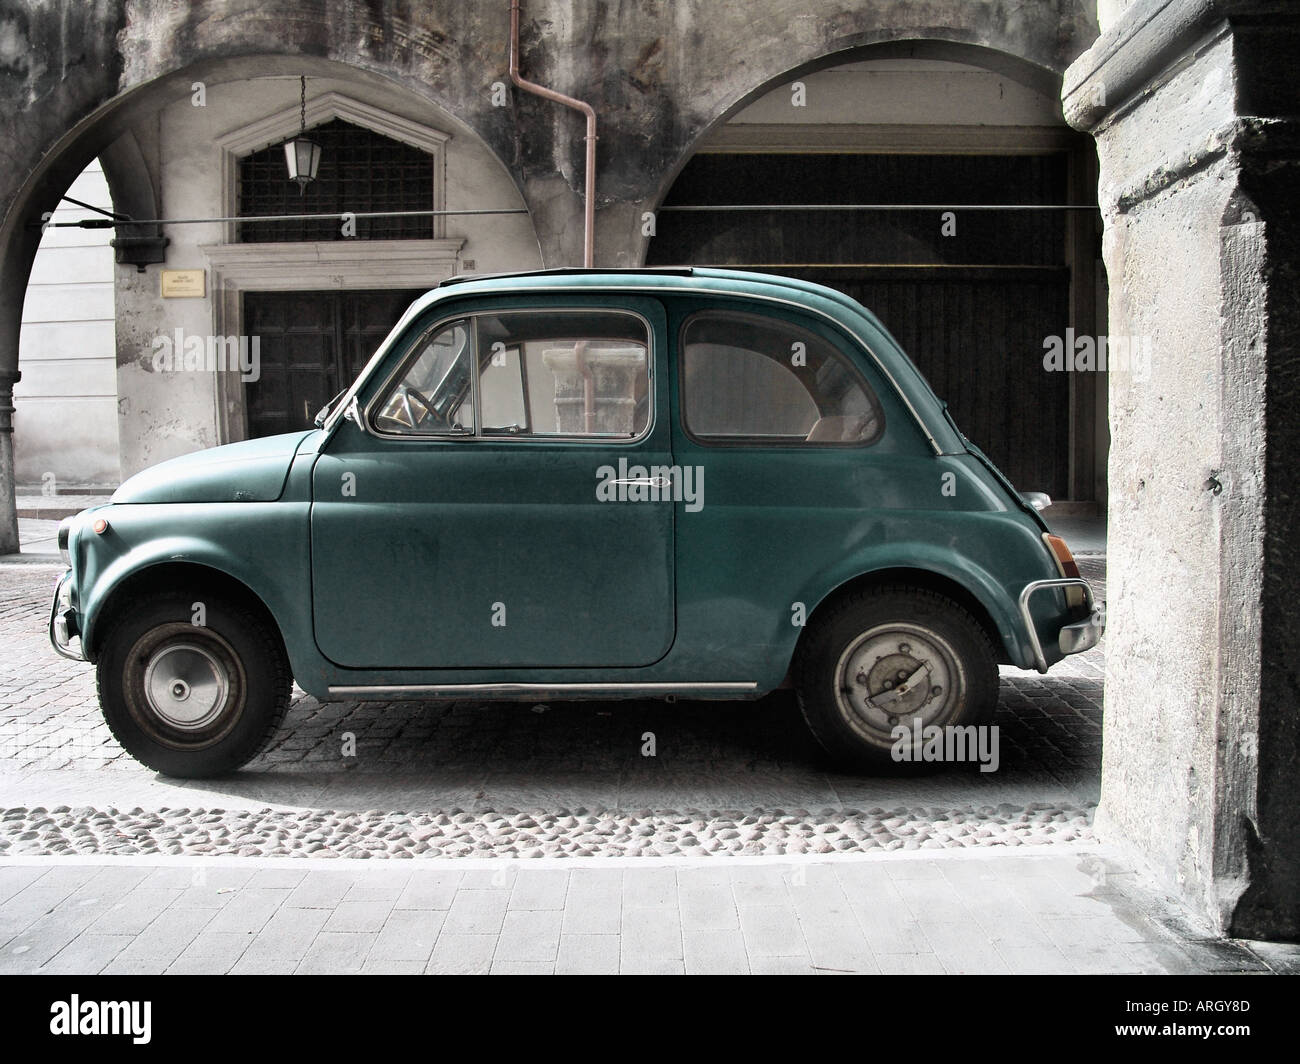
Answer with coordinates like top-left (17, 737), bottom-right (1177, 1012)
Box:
top-left (96, 590), bottom-right (291, 778)
top-left (795, 585), bottom-right (999, 772)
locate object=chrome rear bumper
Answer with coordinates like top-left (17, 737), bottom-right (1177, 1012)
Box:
top-left (1018, 577), bottom-right (1105, 673)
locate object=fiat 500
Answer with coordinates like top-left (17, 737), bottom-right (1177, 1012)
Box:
top-left (50, 268), bottom-right (1103, 778)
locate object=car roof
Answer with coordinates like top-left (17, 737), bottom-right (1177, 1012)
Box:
top-left (429, 266), bottom-right (863, 315)
top-left (418, 267), bottom-right (898, 346)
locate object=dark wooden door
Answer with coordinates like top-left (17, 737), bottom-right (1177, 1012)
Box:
top-left (646, 152), bottom-right (1078, 497)
top-left (244, 289), bottom-right (421, 438)
top-left (784, 267), bottom-right (1071, 498)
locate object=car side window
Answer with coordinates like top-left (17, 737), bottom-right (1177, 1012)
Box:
top-left (680, 311), bottom-right (883, 445)
top-left (372, 319), bottom-right (476, 435)
top-left (475, 311), bottom-right (651, 438)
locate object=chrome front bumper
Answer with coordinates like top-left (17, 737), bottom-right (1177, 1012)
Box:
top-left (1018, 577), bottom-right (1105, 673)
top-left (49, 571), bottom-right (85, 661)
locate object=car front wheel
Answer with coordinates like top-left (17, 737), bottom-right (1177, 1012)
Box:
top-left (96, 591), bottom-right (290, 778)
top-left (795, 585), bottom-right (999, 771)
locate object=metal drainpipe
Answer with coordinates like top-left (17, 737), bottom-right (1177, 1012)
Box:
top-left (509, 0), bottom-right (596, 268)
top-left (575, 339), bottom-right (595, 433)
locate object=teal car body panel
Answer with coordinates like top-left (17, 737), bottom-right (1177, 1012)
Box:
top-left (110, 430), bottom-right (315, 504)
top-left (52, 268), bottom-right (1098, 700)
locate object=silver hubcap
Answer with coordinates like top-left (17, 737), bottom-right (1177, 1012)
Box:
top-left (142, 643), bottom-right (230, 731)
top-left (834, 624), bottom-right (961, 744)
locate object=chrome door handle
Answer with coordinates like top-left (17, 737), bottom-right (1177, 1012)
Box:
top-left (610, 476), bottom-right (670, 488)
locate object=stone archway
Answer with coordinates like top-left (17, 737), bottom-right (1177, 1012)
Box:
top-left (613, 38), bottom-right (1079, 267)
top-left (0, 35), bottom-right (540, 549)
top-left (638, 41), bottom-right (1105, 513)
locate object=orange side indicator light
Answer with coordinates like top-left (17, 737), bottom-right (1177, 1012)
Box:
top-left (1043, 533), bottom-right (1085, 607)
top-left (1043, 534), bottom-right (1080, 578)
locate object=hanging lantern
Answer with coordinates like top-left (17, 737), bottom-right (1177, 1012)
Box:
top-left (283, 75), bottom-right (320, 194)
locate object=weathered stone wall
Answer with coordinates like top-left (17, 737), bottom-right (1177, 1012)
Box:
top-left (1, 0), bottom-right (1101, 340)
top-left (0, 0), bottom-right (1102, 551)
top-left (1065, 0), bottom-right (1300, 940)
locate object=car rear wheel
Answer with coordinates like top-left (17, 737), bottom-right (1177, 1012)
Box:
top-left (96, 591), bottom-right (290, 778)
top-left (795, 585), bottom-right (999, 772)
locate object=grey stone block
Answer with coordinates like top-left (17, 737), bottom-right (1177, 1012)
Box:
top-left (683, 929), bottom-right (749, 974)
top-left (495, 909), bottom-right (563, 963)
top-left (621, 906), bottom-right (682, 965)
top-left (679, 884), bottom-right (739, 932)
top-left (490, 960), bottom-right (554, 974)
top-left (427, 933), bottom-right (496, 975)
top-left (166, 931), bottom-right (253, 974)
top-left (508, 869), bottom-right (570, 911)
top-left (285, 871), bottom-right (355, 910)
top-left (562, 882), bottom-right (622, 935)
top-left (555, 933), bottom-right (619, 975)
top-left (369, 909), bottom-right (444, 963)
top-left (442, 889), bottom-right (509, 936)
top-left (737, 904), bottom-right (803, 959)
top-left (42, 932), bottom-right (134, 975)
top-left (86, 888), bottom-right (183, 936)
top-left (229, 930), bottom-right (314, 974)
top-left (322, 899), bottom-right (394, 935)
top-left (297, 931), bottom-right (375, 974)
top-left (800, 916), bottom-right (878, 974)
top-left (395, 871), bottom-right (463, 911)
top-left (205, 888), bottom-right (289, 934)
top-left (621, 867), bottom-right (676, 910)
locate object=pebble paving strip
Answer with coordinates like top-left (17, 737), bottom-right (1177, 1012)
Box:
top-left (0, 803), bottom-right (1093, 858)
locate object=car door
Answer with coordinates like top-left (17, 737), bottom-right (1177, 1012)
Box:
top-left (309, 295), bottom-right (675, 670)
top-left (666, 301), bottom-right (908, 667)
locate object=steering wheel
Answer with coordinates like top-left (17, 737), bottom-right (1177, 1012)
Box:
top-left (402, 385), bottom-right (441, 427)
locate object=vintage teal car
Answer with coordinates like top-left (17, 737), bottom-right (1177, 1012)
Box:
top-left (50, 268), bottom-right (1103, 777)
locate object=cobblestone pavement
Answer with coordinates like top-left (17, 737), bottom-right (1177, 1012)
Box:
top-left (0, 560), bottom-right (1106, 859)
top-left (3, 849), bottom-right (1291, 976)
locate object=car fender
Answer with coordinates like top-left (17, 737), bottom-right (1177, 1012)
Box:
top-left (78, 520), bottom-right (314, 683)
top-left (791, 540), bottom-right (1043, 672)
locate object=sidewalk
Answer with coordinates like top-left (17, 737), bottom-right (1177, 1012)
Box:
top-left (1, 849), bottom-right (1294, 975)
top-left (9, 494), bottom-right (112, 561)
top-left (14, 493), bottom-right (112, 521)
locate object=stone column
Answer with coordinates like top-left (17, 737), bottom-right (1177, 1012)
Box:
top-left (541, 345), bottom-right (646, 434)
top-left (0, 369), bottom-right (20, 555)
top-left (1064, 0), bottom-right (1300, 939)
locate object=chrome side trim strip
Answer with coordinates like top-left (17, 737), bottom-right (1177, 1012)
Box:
top-left (327, 681), bottom-right (760, 700)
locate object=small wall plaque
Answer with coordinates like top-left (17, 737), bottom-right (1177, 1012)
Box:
top-left (160, 269), bottom-right (206, 298)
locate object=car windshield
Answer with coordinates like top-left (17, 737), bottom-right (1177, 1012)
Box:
top-left (372, 319), bottom-right (476, 433)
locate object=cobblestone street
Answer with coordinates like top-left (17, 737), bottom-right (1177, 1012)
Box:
top-left (1, 560), bottom-right (1105, 859)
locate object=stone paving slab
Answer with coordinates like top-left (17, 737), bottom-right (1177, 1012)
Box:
top-left (0, 847), bottom-right (1289, 976)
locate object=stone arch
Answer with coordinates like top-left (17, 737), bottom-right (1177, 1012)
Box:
top-left (633, 34), bottom-right (1104, 508)
top-left (613, 38), bottom-right (1072, 266)
top-left (0, 33), bottom-right (534, 550)
top-left (2, 49), bottom-right (528, 379)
